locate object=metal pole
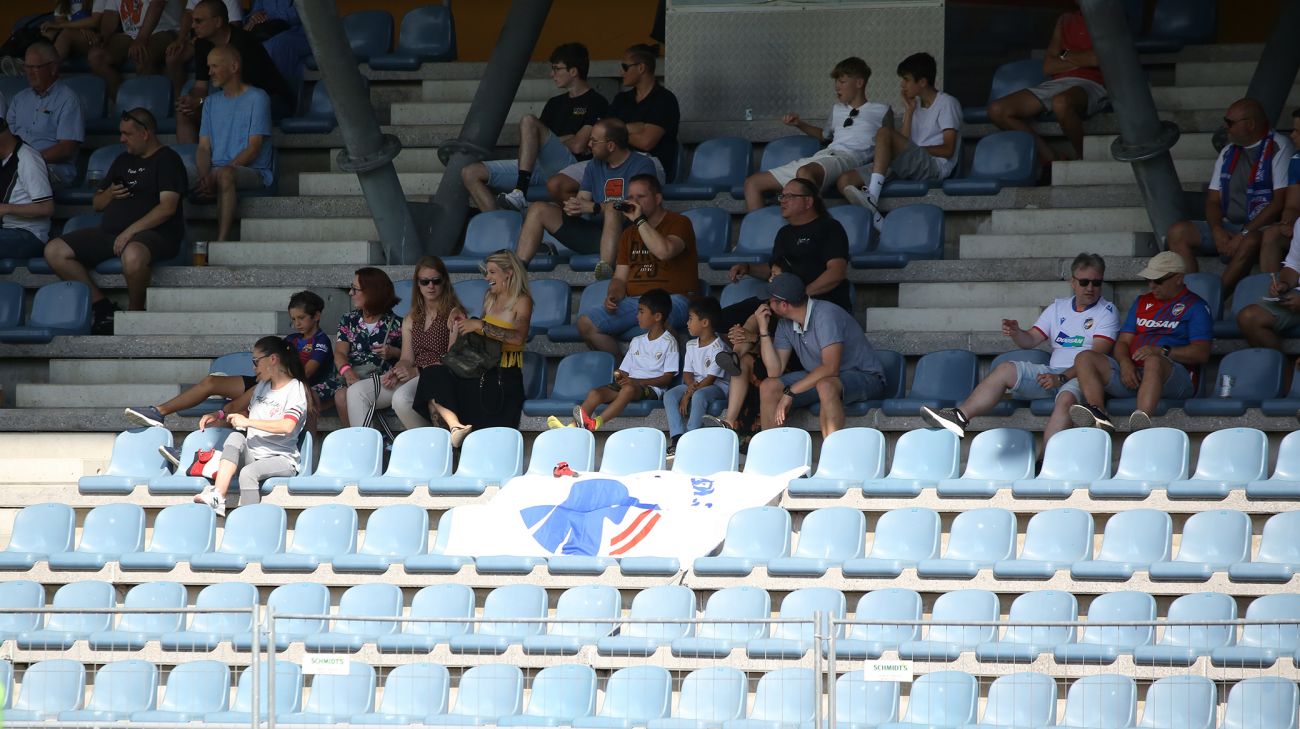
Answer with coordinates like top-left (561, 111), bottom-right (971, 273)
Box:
top-left (266, 606), bottom-right (277, 729)
top-left (1244, 0), bottom-right (1300, 129)
top-left (1079, 0), bottom-right (1186, 243)
top-left (426, 0), bottom-right (553, 255)
top-left (811, 613), bottom-right (824, 729)
top-left (295, 0), bottom-right (422, 265)
top-left (249, 604), bottom-right (261, 729)
top-left (825, 617), bottom-right (836, 729)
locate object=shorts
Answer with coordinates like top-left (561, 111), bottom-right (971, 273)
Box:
top-left (583, 293), bottom-right (691, 335)
top-left (194, 165), bottom-right (268, 196)
top-left (0, 227), bottom-right (45, 259)
top-left (1192, 219), bottom-right (1246, 256)
top-left (557, 152), bottom-right (667, 185)
top-left (1006, 361), bottom-right (1068, 400)
top-left (605, 381), bottom-right (662, 400)
top-left (1027, 77), bottom-right (1109, 117)
top-left (1056, 355), bottom-right (1195, 402)
top-left (551, 215), bottom-right (606, 255)
top-left (1257, 298), bottom-right (1300, 332)
top-left (767, 149), bottom-right (867, 189)
top-left (104, 31), bottom-right (177, 69)
top-left (886, 140), bottom-right (943, 181)
top-left (60, 227), bottom-right (179, 267)
top-left (777, 369), bottom-right (886, 409)
top-left (241, 375), bottom-right (258, 392)
top-left (485, 135), bottom-right (577, 189)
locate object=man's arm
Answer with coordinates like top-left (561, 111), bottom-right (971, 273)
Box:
top-left (1112, 331), bottom-right (1134, 366)
top-left (925, 128), bottom-right (959, 159)
top-left (0, 200), bottom-right (54, 218)
top-left (40, 140), bottom-right (79, 166)
top-left (606, 269), bottom-right (629, 304)
top-left (628, 371), bottom-right (675, 388)
top-left (135, 0), bottom-right (166, 43)
top-left (1169, 340), bottom-right (1211, 365)
top-left (804, 258), bottom-right (847, 297)
top-left (787, 342), bottom-right (843, 393)
top-left (117, 190), bottom-right (181, 239)
top-left (226, 134), bottom-right (266, 169)
top-left (1244, 195), bottom-right (1286, 233)
top-left (756, 306), bottom-right (791, 376)
top-left (1204, 189), bottom-right (1223, 230)
top-left (631, 222), bottom-right (684, 261)
top-left (560, 124), bottom-right (595, 156)
top-left (782, 112), bottom-right (828, 143)
top-left (625, 122), bottom-right (666, 152)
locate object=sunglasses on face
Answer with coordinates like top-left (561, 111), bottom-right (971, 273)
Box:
top-left (842, 107), bottom-right (860, 127)
top-left (776, 192), bottom-right (811, 202)
top-left (1150, 273), bottom-right (1176, 285)
top-left (621, 62), bottom-right (642, 71)
top-left (348, 285), bottom-right (363, 294)
top-left (418, 277), bottom-right (444, 287)
top-left (1073, 277), bottom-right (1104, 288)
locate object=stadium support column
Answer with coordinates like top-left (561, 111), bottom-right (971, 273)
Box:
top-left (297, 0), bottom-right (422, 265)
top-left (1079, 0), bottom-right (1184, 244)
top-left (1244, 0), bottom-right (1300, 129)
top-left (427, 0), bottom-right (553, 256)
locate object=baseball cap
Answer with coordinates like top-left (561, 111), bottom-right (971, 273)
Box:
top-left (1138, 251), bottom-right (1186, 279)
top-left (765, 272), bottom-right (807, 303)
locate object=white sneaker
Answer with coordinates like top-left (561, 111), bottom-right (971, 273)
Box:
top-left (496, 189), bottom-right (528, 212)
top-left (843, 186), bottom-right (884, 231)
top-left (194, 487), bottom-right (226, 518)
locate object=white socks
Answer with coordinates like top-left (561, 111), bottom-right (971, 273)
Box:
top-left (866, 173), bottom-right (885, 205)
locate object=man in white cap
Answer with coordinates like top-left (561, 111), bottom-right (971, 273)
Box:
top-left (1064, 251), bottom-right (1213, 432)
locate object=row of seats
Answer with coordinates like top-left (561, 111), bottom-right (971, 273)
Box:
top-left (5, 658), bottom-right (1289, 729)
top-left (0, 281), bottom-right (91, 342)
top-left (5, 576), bottom-right (1300, 668)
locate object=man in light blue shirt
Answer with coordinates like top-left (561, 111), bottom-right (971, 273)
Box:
top-left (6, 41), bottom-right (84, 187)
top-left (196, 43), bottom-right (273, 241)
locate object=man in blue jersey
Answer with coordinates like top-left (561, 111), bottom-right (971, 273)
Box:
top-left (1066, 251), bottom-right (1213, 432)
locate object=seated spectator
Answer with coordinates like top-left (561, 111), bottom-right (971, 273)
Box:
top-left (839, 52), bottom-right (960, 230)
top-left (756, 274), bottom-right (885, 438)
top-left (0, 117), bottom-right (55, 260)
top-left (1237, 230), bottom-right (1300, 350)
top-left (548, 43), bottom-right (678, 200)
top-left (922, 253), bottom-right (1119, 442)
top-left (6, 41), bottom-right (84, 188)
top-left (174, 0), bottom-right (291, 144)
top-left (1167, 98), bottom-right (1292, 295)
top-left (328, 267), bottom-right (402, 428)
top-left (1066, 252), bottom-right (1212, 432)
top-left (741, 57), bottom-right (890, 211)
top-left (47, 1), bottom-right (115, 71)
top-left (125, 290), bottom-right (331, 429)
top-left (552, 289), bottom-right (678, 433)
top-left (43, 108), bottom-right (186, 333)
top-left (575, 174), bottom-right (697, 355)
top-left (664, 296), bottom-right (728, 458)
top-left (1258, 109), bottom-right (1300, 273)
top-left (164, 0), bottom-right (244, 99)
top-left (349, 257), bottom-right (465, 431)
top-left (988, 1), bottom-right (1107, 164)
top-left (462, 42), bottom-right (607, 213)
top-left (245, 0), bottom-right (310, 87)
top-left (193, 44), bottom-right (274, 242)
top-left (417, 251), bottom-right (534, 446)
top-left (514, 118), bottom-right (657, 266)
top-left (193, 335), bottom-right (308, 517)
top-left (90, 0), bottom-right (183, 100)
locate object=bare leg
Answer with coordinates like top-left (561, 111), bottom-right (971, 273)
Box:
top-left (516, 115), bottom-right (544, 173)
top-left (794, 162), bottom-right (826, 189)
top-left (1050, 87), bottom-right (1090, 161)
top-left (988, 89), bottom-right (1055, 165)
top-left (44, 237), bottom-right (106, 302)
top-left (955, 362), bottom-right (1020, 419)
top-left (335, 389), bottom-right (351, 427)
top-left (815, 376), bottom-right (845, 437)
top-left (597, 209), bottom-right (624, 267)
top-left (598, 385), bottom-right (640, 424)
top-left (836, 169), bottom-right (865, 197)
top-left (577, 314), bottom-right (621, 357)
top-left (119, 241), bottom-right (154, 311)
top-left (215, 167), bottom-right (239, 241)
top-left (1238, 303), bottom-right (1282, 349)
top-left (156, 374), bottom-right (248, 415)
top-left (874, 127), bottom-right (909, 175)
top-left (720, 354), bottom-right (753, 425)
top-left (1072, 350), bottom-right (1110, 408)
top-left (461, 162), bottom-right (497, 212)
top-left (176, 107), bottom-right (200, 145)
top-left (547, 173), bottom-right (579, 202)
top-left (758, 377), bottom-right (786, 430)
top-left (1135, 355), bottom-right (1171, 415)
top-left (743, 171), bottom-right (779, 211)
top-left (1221, 230), bottom-right (1263, 295)
top-left (516, 201), bottom-right (563, 263)
top-left (1165, 220), bottom-right (1201, 273)
top-left (1260, 225), bottom-right (1290, 273)
top-left (1043, 391), bottom-right (1075, 444)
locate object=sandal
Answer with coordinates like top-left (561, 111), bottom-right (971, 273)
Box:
top-left (449, 425), bottom-right (473, 448)
top-left (702, 415), bottom-right (735, 430)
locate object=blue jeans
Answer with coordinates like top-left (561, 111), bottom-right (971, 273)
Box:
top-left (0, 227), bottom-right (44, 259)
top-left (583, 294), bottom-right (691, 336)
top-left (483, 135), bottom-right (577, 189)
top-left (664, 383), bottom-right (727, 438)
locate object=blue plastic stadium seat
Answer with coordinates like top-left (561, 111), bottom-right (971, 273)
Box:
top-left (745, 426), bottom-right (811, 476)
top-left (573, 666), bottom-right (671, 729)
top-left (0, 282), bottom-right (20, 326)
top-left (26, 212), bottom-right (102, 273)
top-left (1260, 367), bottom-right (1300, 415)
top-left (878, 670), bottom-right (977, 728)
top-left (1133, 592), bottom-right (1236, 666)
top-left (47, 502), bottom-right (145, 570)
top-left (88, 75), bottom-right (173, 133)
top-left (1184, 272), bottom-right (1223, 319)
top-left (1246, 430), bottom-right (1300, 497)
top-left (546, 280), bottom-right (606, 341)
top-left (1137, 675), bottom-right (1216, 729)
top-left (829, 672), bottom-right (900, 729)
top-left (672, 586), bottom-right (769, 658)
top-left (1211, 593), bottom-right (1300, 667)
top-left (428, 426), bottom-right (523, 494)
top-left (1184, 348), bottom-right (1284, 416)
top-left (936, 428), bottom-right (1035, 496)
top-left (1214, 272), bottom-right (1273, 338)
top-left (189, 503), bottom-right (287, 571)
top-left (1149, 509), bottom-right (1250, 581)
top-left (1090, 427), bottom-right (1190, 497)
top-left (730, 135), bottom-right (822, 198)
top-left (377, 583), bottom-right (474, 653)
top-left (0, 502), bottom-right (75, 570)
top-left (748, 588), bottom-right (845, 659)
top-left (880, 349), bottom-right (976, 416)
top-left (523, 351), bottom-right (615, 416)
top-left (1136, 0), bottom-right (1216, 52)
top-left (232, 582), bottom-right (329, 651)
top-left (709, 206), bottom-right (785, 268)
top-left (878, 178), bottom-right (933, 198)
top-left (527, 426), bottom-right (595, 476)
top-left (447, 211), bottom-right (525, 272)
top-left (984, 349), bottom-right (1051, 415)
top-left (976, 590), bottom-right (1077, 663)
top-left (647, 667), bottom-right (745, 729)
top-left (1012, 427), bottom-right (1112, 497)
top-left (1222, 677), bottom-right (1298, 729)
top-left (425, 664), bottom-right (523, 726)
top-left (176, 352), bottom-right (255, 417)
top-left (6, 659), bottom-right (86, 720)
top-left (993, 508), bottom-right (1093, 579)
top-left (528, 278), bottom-right (570, 337)
top-left (280, 662), bottom-right (377, 725)
top-left (131, 661), bottom-right (230, 722)
top-left (942, 131), bottom-right (1037, 195)
top-left (694, 506), bottom-right (790, 576)
top-left (0, 280), bottom-right (92, 342)
top-left (853, 203), bottom-right (945, 268)
top-left (600, 427), bottom-right (667, 476)
top-left (522, 584), bottom-right (619, 655)
top-left (454, 279), bottom-right (489, 318)
top-left (60, 660), bottom-right (158, 721)
top-left (1071, 509), bottom-right (1171, 580)
top-left (280, 78), bottom-right (369, 134)
top-left (281, 427), bottom-right (383, 495)
top-left (368, 5), bottom-right (456, 70)
top-left (664, 137), bottom-right (751, 199)
top-left (204, 661), bottom-right (303, 723)
top-left (842, 507), bottom-right (940, 577)
top-left (0, 580), bottom-right (44, 641)
top-left (898, 590), bottom-right (999, 661)
top-left (449, 584), bottom-right (547, 654)
top-left (1054, 591), bottom-right (1155, 663)
top-left (333, 504), bottom-right (429, 572)
top-left (916, 507), bottom-right (1016, 577)
top-left (963, 59), bottom-right (1049, 123)
top-left (357, 428), bottom-right (452, 495)
top-left (498, 665), bottom-right (597, 727)
top-left (718, 277), bottom-right (767, 308)
top-left (967, 673), bottom-right (1057, 728)
top-left (837, 588), bottom-right (922, 660)
top-left (683, 207), bottom-right (731, 263)
top-left (148, 428), bottom-right (235, 494)
top-left (352, 663), bottom-right (449, 724)
top-left (302, 584), bottom-right (403, 652)
top-left (766, 508), bottom-right (862, 577)
top-left (1229, 511), bottom-right (1300, 582)
top-left (64, 73), bottom-right (107, 126)
top-left (810, 349), bottom-right (904, 417)
top-left (829, 204), bottom-right (876, 257)
top-left (402, 509), bottom-right (473, 574)
top-left (56, 142), bottom-right (120, 204)
top-left (861, 428), bottom-right (960, 496)
top-left (306, 10), bottom-right (392, 68)
top-left (789, 427), bottom-right (885, 497)
top-left (672, 426), bottom-right (739, 475)
top-left (261, 503), bottom-right (358, 571)
top-left (78, 427), bottom-right (173, 494)
top-left (1053, 675), bottom-right (1136, 729)
top-left (17, 580), bottom-right (115, 650)
top-left (158, 582), bottom-right (257, 651)
top-left (597, 585), bottom-right (694, 656)
top-left (87, 581), bottom-right (186, 650)
top-left (723, 668), bottom-right (815, 729)
top-left (1167, 427), bottom-right (1268, 499)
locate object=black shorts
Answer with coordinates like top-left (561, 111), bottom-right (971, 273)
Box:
top-left (61, 227), bottom-right (179, 267)
top-left (551, 215), bottom-right (605, 255)
top-left (242, 375), bottom-right (258, 391)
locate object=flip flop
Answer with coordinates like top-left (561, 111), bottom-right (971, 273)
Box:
top-left (449, 425), bottom-right (473, 448)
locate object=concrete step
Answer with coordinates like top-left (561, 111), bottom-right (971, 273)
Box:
top-left (991, 207), bottom-right (1151, 235)
top-left (1080, 133), bottom-right (1217, 162)
top-left (240, 218), bottom-right (378, 242)
top-left (421, 78), bottom-right (560, 102)
top-left (113, 311), bottom-right (290, 337)
top-left (1150, 84), bottom-right (1300, 112)
top-left (1052, 157), bottom-right (1211, 186)
top-left (299, 172), bottom-right (445, 196)
top-left (212, 240), bottom-right (382, 266)
top-left (0, 457), bottom-right (108, 483)
top-left (898, 281), bottom-right (1119, 309)
top-left (147, 287), bottom-right (350, 314)
top-left (866, 306), bottom-right (1043, 333)
top-left (389, 100), bottom-right (547, 126)
top-left (1174, 60), bottom-right (1252, 88)
top-left (49, 358), bottom-right (212, 385)
top-left (0, 433), bottom-right (117, 461)
top-left (329, 147), bottom-right (445, 173)
top-left (17, 383), bottom-right (182, 409)
top-left (959, 232), bottom-right (1159, 260)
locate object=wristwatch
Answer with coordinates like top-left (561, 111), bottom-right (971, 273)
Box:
top-left (782, 385), bottom-right (794, 398)
top-left (1160, 345), bottom-right (1172, 357)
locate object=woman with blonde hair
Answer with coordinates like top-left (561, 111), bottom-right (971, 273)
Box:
top-left (416, 250), bottom-right (534, 446)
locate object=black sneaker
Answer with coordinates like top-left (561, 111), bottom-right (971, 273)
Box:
top-left (159, 445), bottom-right (182, 468)
top-left (665, 444), bottom-right (676, 463)
top-left (1069, 403), bottom-right (1115, 433)
top-left (920, 406), bottom-right (968, 438)
top-left (90, 299), bottom-right (120, 336)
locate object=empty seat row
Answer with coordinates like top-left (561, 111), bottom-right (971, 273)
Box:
top-left (0, 281), bottom-right (91, 342)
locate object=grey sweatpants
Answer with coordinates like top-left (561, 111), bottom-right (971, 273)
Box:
top-left (219, 431), bottom-right (298, 506)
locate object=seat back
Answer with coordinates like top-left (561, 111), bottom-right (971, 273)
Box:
top-left (887, 428), bottom-right (960, 480)
top-left (342, 10), bottom-right (393, 60)
top-left (301, 662), bottom-right (376, 716)
top-left (940, 508), bottom-right (1016, 562)
top-left (549, 351), bottom-right (616, 401)
top-left (969, 131), bottom-right (1037, 184)
top-left (744, 427), bottom-right (811, 475)
top-left (1254, 511), bottom-right (1300, 566)
top-left (28, 281), bottom-right (92, 333)
top-left (75, 502), bottom-right (145, 555)
top-left (332, 583), bottom-right (403, 638)
top-left (286, 504), bottom-right (358, 558)
top-left (758, 135), bottom-right (822, 171)
top-left (926, 590), bottom-right (999, 647)
top-left (383, 428), bottom-right (452, 480)
top-left (405, 583), bottom-right (474, 639)
top-left (599, 427), bottom-right (667, 474)
top-left (865, 508), bottom-right (940, 561)
top-left (1000, 590), bottom-right (1077, 648)
top-left (990, 348), bottom-right (1051, 370)
top-left (672, 427), bottom-right (739, 474)
top-left (529, 278), bottom-right (571, 332)
top-left (1174, 509), bottom-right (1250, 565)
top-left (100, 427), bottom-right (172, 479)
top-left (84, 146), bottom-right (125, 190)
top-left (14, 659), bottom-right (85, 713)
top-left (1038, 427), bottom-right (1113, 480)
top-left (0, 580), bottom-right (44, 635)
top-left (877, 203), bottom-right (945, 259)
top-left (1059, 674), bottom-right (1136, 728)
top-left (1183, 272), bottom-right (1223, 319)
top-left (622, 584), bottom-right (695, 642)
top-left (464, 210), bottom-right (523, 258)
top-left (733, 205), bottom-right (785, 254)
top-left (455, 427), bottom-right (524, 480)
top-left (453, 279), bottom-right (489, 318)
top-left (1190, 427), bottom-right (1268, 480)
top-left (265, 582), bottom-right (329, 639)
top-left (47, 580), bottom-right (114, 635)
top-left (572, 279), bottom-right (612, 320)
top-left (61, 212), bottom-right (103, 236)
top-left (547, 584), bottom-right (619, 640)
top-left (675, 667), bottom-right (745, 722)
top-left (85, 660), bottom-right (158, 714)
top-left (64, 74), bottom-right (107, 120)
top-left (682, 207), bottom-right (731, 260)
top-left (770, 587), bottom-right (846, 642)
top-left (394, 4), bottom-right (455, 60)
top-left (1269, 430), bottom-right (1300, 479)
top-left (231, 661), bottom-right (303, 715)
top-left (829, 205), bottom-right (875, 256)
top-left (811, 427), bottom-right (886, 481)
top-left (597, 666), bottom-right (671, 722)
top-left (960, 428), bottom-right (1035, 480)
top-left (215, 503), bottom-right (286, 557)
top-left (211, 352), bottom-right (255, 376)
top-left (898, 671), bottom-right (978, 726)
top-left (747, 668), bottom-right (815, 724)
top-left (986, 58), bottom-right (1049, 104)
top-left (115, 581), bottom-right (186, 635)
top-left (113, 75), bottom-right (171, 123)
top-left (695, 586), bottom-right (770, 643)
top-left (478, 584), bottom-right (547, 639)
top-left (1216, 348), bottom-right (1285, 400)
top-left (1148, 0), bottom-right (1216, 42)
top-left (1095, 509), bottom-right (1171, 563)
top-left (1222, 676), bottom-right (1299, 729)
top-left (719, 277), bottom-right (769, 307)
top-left (685, 137), bottom-right (751, 186)
top-left (156, 661), bottom-right (229, 714)
top-left (170, 429), bottom-right (235, 482)
top-left (6, 502), bottom-right (74, 555)
top-left (833, 674), bottom-right (899, 727)
top-left (1226, 272), bottom-right (1272, 322)
top-left (375, 663), bottom-right (449, 718)
top-left (790, 508), bottom-right (863, 562)
top-left (313, 427), bottom-right (384, 479)
top-left (449, 664), bottom-right (522, 719)
top-left (527, 427), bottom-right (595, 475)
top-left (189, 582), bottom-right (257, 635)
top-left (1018, 508), bottom-right (1094, 562)
top-left (522, 351), bottom-right (546, 400)
top-left (907, 349), bottom-right (977, 401)
top-left (1157, 591), bottom-right (1236, 650)
top-left (0, 281), bottom-right (22, 329)
top-left (357, 504), bottom-right (428, 559)
top-left (1136, 675), bottom-right (1213, 729)
top-left (521, 664), bottom-right (596, 720)
top-left (1112, 427), bottom-right (1189, 481)
top-left (146, 503), bottom-right (216, 556)
top-left (1080, 591), bottom-right (1156, 648)
top-left (849, 588), bottom-right (922, 646)
top-left (980, 672), bottom-right (1058, 728)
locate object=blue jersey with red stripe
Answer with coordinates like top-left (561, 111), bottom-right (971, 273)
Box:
top-left (1121, 287), bottom-right (1213, 381)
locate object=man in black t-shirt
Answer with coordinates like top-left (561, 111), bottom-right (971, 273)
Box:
top-left (174, 0), bottom-right (292, 144)
top-left (43, 108), bottom-right (188, 334)
top-left (462, 43), bottom-right (608, 213)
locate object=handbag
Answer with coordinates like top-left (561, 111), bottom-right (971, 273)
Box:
top-left (443, 330), bottom-right (502, 380)
top-left (187, 448), bottom-right (222, 481)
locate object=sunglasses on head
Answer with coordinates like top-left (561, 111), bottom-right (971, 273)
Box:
top-left (1073, 277), bottom-right (1104, 288)
top-left (418, 277), bottom-right (444, 287)
top-left (842, 107), bottom-right (860, 128)
top-left (120, 111), bottom-right (150, 131)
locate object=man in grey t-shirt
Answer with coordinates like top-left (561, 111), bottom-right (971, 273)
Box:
top-left (754, 272), bottom-right (885, 437)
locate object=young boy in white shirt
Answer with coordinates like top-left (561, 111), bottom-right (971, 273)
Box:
top-left (663, 296), bottom-right (728, 457)
top-left (839, 52), bottom-right (962, 229)
top-left (552, 288), bottom-right (679, 432)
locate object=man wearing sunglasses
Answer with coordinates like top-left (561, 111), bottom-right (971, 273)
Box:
top-left (1067, 252), bottom-right (1213, 433)
top-left (923, 253), bottom-right (1117, 442)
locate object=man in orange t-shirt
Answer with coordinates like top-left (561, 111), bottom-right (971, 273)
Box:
top-left (576, 173), bottom-right (698, 355)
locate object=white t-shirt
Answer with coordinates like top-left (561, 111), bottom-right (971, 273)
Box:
top-left (1, 143), bottom-right (53, 242)
top-left (118, 0), bottom-right (182, 38)
top-left (684, 336), bottom-right (730, 393)
top-left (619, 330), bottom-right (680, 396)
top-left (245, 379), bottom-right (308, 460)
top-left (908, 91), bottom-right (963, 179)
top-left (825, 101), bottom-right (890, 158)
top-left (1030, 296), bottom-right (1120, 370)
top-left (185, 0), bottom-right (243, 22)
top-left (1207, 132), bottom-right (1292, 222)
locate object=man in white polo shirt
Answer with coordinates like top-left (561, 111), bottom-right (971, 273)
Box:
top-left (0, 116), bottom-right (54, 259)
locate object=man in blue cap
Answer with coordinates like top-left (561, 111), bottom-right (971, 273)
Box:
top-left (754, 272), bottom-right (885, 437)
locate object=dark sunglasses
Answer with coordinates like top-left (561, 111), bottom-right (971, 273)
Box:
top-left (1073, 277), bottom-right (1104, 288)
top-left (418, 277), bottom-right (444, 287)
top-left (621, 61), bottom-right (642, 71)
top-left (120, 111), bottom-right (151, 131)
top-left (1150, 273), bottom-right (1177, 285)
top-left (842, 107), bottom-right (860, 128)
